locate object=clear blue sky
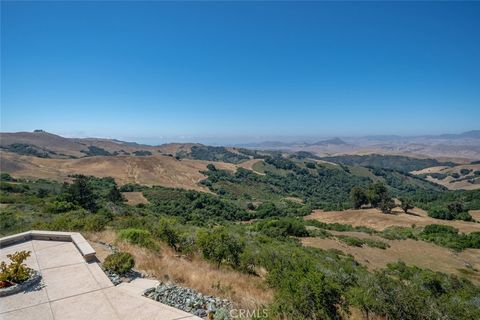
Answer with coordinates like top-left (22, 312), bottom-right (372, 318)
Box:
top-left (1, 1), bottom-right (479, 144)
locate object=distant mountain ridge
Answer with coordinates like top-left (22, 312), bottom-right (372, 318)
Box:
top-left (0, 130), bottom-right (196, 159)
top-left (1, 129), bottom-right (479, 161)
top-left (308, 137), bottom-right (348, 146)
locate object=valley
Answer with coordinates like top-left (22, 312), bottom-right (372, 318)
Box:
top-left (1, 131), bottom-right (480, 319)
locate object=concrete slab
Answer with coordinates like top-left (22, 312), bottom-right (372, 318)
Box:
top-left (86, 262), bottom-right (115, 289)
top-left (50, 290), bottom-right (119, 320)
top-left (104, 286), bottom-right (197, 320)
top-left (31, 239), bottom-right (69, 252)
top-left (0, 284), bottom-right (49, 314)
top-left (35, 242), bottom-right (84, 269)
top-left (41, 263), bottom-right (100, 301)
top-left (0, 232), bottom-right (202, 320)
top-left (0, 302), bottom-right (53, 320)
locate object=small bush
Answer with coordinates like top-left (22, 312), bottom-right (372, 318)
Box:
top-left (44, 201), bottom-right (77, 213)
top-left (197, 226), bottom-right (244, 268)
top-left (381, 226), bottom-right (418, 240)
top-left (103, 252), bottom-right (135, 275)
top-left (338, 236), bottom-right (389, 249)
top-left (0, 251), bottom-right (32, 287)
top-left (118, 228), bottom-right (157, 249)
top-left (338, 236), bottom-right (364, 247)
top-left (0, 173), bottom-right (14, 181)
top-left (84, 214), bottom-right (109, 232)
top-left (364, 238), bottom-right (390, 249)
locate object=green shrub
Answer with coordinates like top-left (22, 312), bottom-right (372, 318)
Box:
top-left (337, 236), bottom-right (389, 249)
top-left (338, 236), bottom-right (364, 247)
top-left (118, 228), bottom-right (157, 249)
top-left (419, 224), bottom-right (479, 250)
top-left (153, 218), bottom-right (181, 250)
top-left (0, 251), bottom-right (32, 286)
top-left (427, 205), bottom-right (472, 221)
top-left (103, 252), bottom-right (135, 275)
top-left (254, 218), bottom-right (309, 238)
top-left (380, 226), bottom-right (418, 240)
top-left (84, 214), bottom-right (109, 232)
top-left (364, 238), bottom-right (390, 249)
top-left (197, 226), bottom-right (244, 268)
top-left (45, 201), bottom-right (77, 213)
top-left (0, 173), bottom-right (14, 181)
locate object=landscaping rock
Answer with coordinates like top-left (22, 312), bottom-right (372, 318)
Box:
top-left (0, 270), bottom-right (42, 297)
top-left (144, 282), bottom-right (232, 319)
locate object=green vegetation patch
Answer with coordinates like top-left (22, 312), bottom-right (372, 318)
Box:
top-left (1, 143), bottom-right (51, 158)
top-left (103, 252), bottom-right (135, 275)
top-left (118, 228), bottom-right (157, 249)
top-left (337, 236), bottom-right (390, 249)
top-left (321, 154), bottom-right (455, 172)
top-left (176, 145), bottom-right (249, 164)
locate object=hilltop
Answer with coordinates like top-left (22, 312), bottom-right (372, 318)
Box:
top-left (0, 130), bottom-right (197, 159)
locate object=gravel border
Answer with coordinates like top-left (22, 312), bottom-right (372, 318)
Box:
top-left (0, 270), bottom-right (42, 297)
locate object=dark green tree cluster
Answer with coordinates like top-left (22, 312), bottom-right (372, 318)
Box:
top-left (176, 146), bottom-right (249, 164)
top-left (321, 154), bottom-right (455, 173)
top-left (350, 182), bottom-right (395, 213)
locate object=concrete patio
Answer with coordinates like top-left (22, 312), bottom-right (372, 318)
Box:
top-left (0, 231), bottom-right (201, 320)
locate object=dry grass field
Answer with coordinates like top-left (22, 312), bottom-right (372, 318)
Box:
top-left (302, 234), bottom-right (480, 283)
top-left (0, 152), bottom-right (237, 192)
top-left (86, 230), bottom-right (273, 310)
top-left (121, 192), bottom-right (150, 205)
top-left (305, 207), bottom-right (480, 234)
top-left (411, 164), bottom-right (480, 190)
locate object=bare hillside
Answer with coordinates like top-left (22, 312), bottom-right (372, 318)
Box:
top-left (411, 164), bottom-right (480, 190)
top-left (0, 131), bottom-right (196, 159)
top-left (0, 152), bottom-right (236, 191)
top-left (305, 207), bottom-right (480, 234)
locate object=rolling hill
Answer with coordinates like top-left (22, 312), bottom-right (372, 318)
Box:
top-left (0, 151), bottom-right (237, 191)
top-left (0, 130), bottom-right (197, 159)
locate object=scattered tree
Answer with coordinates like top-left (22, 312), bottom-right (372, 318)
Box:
top-left (64, 175), bottom-right (97, 212)
top-left (154, 218), bottom-right (181, 251)
top-left (367, 181), bottom-right (389, 208)
top-left (107, 185), bottom-right (124, 203)
top-left (350, 186), bottom-right (368, 209)
top-left (400, 198), bottom-right (414, 213)
top-left (447, 202), bottom-right (464, 215)
top-left (379, 197), bottom-right (395, 214)
top-left (197, 226), bottom-right (244, 268)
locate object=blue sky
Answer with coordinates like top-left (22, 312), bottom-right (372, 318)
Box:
top-left (1, 1), bottom-right (479, 144)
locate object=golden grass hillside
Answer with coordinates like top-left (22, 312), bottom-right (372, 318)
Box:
top-left (305, 207), bottom-right (480, 234)
top-left (0, 152), bottom-right (237, 191)
top-left (85, 230), bottom-right (273, 310)
top-left (302, 233), bottom-right (480, 284)
top-left (411, 164), bottom-right (480, 190)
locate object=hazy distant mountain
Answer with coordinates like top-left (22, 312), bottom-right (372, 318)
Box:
top-left (235, 141), bottom-right (298, 149)
top-left (1, 130), bottom-right (479, 161)
top-left (437, 130), bottom-right (480, 139)
top-left (308, 138), bottom-right (349, 146)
